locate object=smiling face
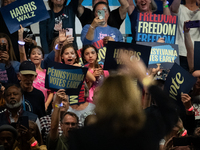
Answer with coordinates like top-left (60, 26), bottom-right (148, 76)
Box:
top-left (5, 86), bottom-right (22, 109)
top-left (84, 47), bottom-right (98, 64)
top-left (136, 0), bottom-right (151, 12)
top-left (30, 48), bottom-right (43, 66)
top-left (61, 47), bottom-right (77, 65)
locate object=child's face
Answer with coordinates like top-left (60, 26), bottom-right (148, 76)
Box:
top-left (30, 48), bottom-right (43, 65)
top-left (84, 47), bottom-right (97, 64)
top-left (62, 47), bottom-right (77, 65)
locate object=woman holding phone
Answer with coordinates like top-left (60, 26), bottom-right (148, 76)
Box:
top-left (81, 2), bottom-right (123, 46)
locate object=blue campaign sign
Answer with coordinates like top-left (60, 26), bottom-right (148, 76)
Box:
top-left (136, 13), bottom-right (178, 44)
top-left (137, 42), bottom-right (179, 69)
top-left (45, 62), bottom-right (88, 95)
top-left (104, 41), bottom-right (151, 70)
top-left (164, 63), bottom-right (196, 103)
top-left (0, 0), bottom-right (49, 34)
top-left (194, 41), bottom-right (200, 71)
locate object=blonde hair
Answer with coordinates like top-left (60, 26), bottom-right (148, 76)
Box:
top-left (95, 75), bottom-right (146, 136)
top-left (136, 0), bottom-right (157, 12)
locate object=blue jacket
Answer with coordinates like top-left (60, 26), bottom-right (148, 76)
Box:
top-left (39, 0), bottom-right (78, 54)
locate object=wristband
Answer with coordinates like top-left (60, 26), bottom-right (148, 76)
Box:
top-left (181, 129), bottom-right (187, 136)
top-left (31, 141), bottom-right (37, 147)
top-left (90, 25), bottom-right (94, 29)
top-left (55, 44), bottom-right (60, 50)
top-left (55, 103), bottom-right (63, 108)
top-left (18, 41), bottom-right (25, 46)
top-left (187, 106), bottom-right (194, 111)
top-left (163, 5), bottom-right (168, 8)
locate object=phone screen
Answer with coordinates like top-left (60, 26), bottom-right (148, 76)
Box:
top-left (66, 28), bottom-right (73, 37)
top-left (97, 10), bottom-right (105, 20)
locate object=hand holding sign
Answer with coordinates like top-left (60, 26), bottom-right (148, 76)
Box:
top-left (181, 93), bottom-right (192, 110)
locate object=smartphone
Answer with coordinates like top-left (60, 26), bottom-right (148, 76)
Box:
top-left (18, 116), bottom-right (29, 129)
top-left (66, 28), bottom-right (73, 37)
top-left (25, 34), bottom-right (34, 39)
top-left (97, 10), bottom-right (105, 20)
top-left (0, 44), bottom-right (6, 51)
top-left (185, 20), bottom-right (200, 28)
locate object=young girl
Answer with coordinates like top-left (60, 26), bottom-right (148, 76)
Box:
top-left (81, 44), bottom-right (109, 103)
top-left (29, 46), bottom-right (54, 111)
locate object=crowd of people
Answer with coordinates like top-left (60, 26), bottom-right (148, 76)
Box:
top-left (0, 0), bottom-right (200, 150)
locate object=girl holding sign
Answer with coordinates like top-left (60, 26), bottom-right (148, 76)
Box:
top-left (81, 45), bottom-right (109, 103)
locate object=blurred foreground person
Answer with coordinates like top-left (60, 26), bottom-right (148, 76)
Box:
top-left (69, 53), bottom-right (178, 150)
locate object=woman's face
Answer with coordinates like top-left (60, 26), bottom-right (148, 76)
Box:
top-left (94, 4), bottom-right (109, 24)
top-left (84, 47), bottom-right (97, 64)
top-left (30, 48), bottom-right (43, 65)
top-left (0, 38), bottom-right (9, 51)
top-left (51, 0), bottom-right (65, 6)
top-left (3, 0), bottom-right (15, 6)
top-left (62, 47), bottom-right (77, 65)
top-left (136, 0), bottom-right (151, 12)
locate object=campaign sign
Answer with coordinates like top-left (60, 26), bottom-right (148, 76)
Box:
top-left (164, 63), bottom-right (196, 103)
top-left (194, 41), bottom-right (200, 70)
top-left (103, 41), bottom-right (151, 70)
top-left (136, 13), bottom-right (178, 44)
top-left (45, 62), bottom-right (88, 95)
top-left (137, 42), bottom-right (179, 69)
top-left (0, 0), bottom-right (49, 34)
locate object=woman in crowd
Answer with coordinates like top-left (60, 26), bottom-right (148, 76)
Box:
top-left (39, 0), bottom-right (79, 54)
top-left (81, 2), bottom-right (123, 46)
top-left (127, 0), bottom-right (170, 43)
top-left (170, 0), bottom-right (200, 71)
top-left (0, 33), bottom-right (19, 84)
top-left (81, 44), bottom-right (109, 103)
top-left (69, 52), bottom-right (178, 150)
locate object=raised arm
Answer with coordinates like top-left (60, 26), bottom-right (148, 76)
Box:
top-left (18, 25), bottom-right (27, 63)
top-left (170, 0), bottom-right (181, 14)
top-left (118, 0), bottom-right (129, 20)
top-left (162, 0), bottom-right (171, 15)
top-left (184, 21), bottom-right (194, 72)
top-left (77, 0), bottom-right (84, 18)
top-left (49, 89), bottom-right (67, 141)
top-left (127, 0), bottom-right (135, 15)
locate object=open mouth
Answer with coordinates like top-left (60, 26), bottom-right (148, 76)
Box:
top-left (141, 3), bottom-right (146, 6)
top-left (68, 59), bottom-right (72, 61)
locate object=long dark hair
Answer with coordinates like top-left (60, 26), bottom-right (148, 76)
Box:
top-left (0, 33), bottom-right (17, 61)
top-left (29, 46), bottom-right (45, 59)
top-left (81, 45), bottom-right (100, 68)
top-left (61, 44), bottom-right (79, 64)
top-left (48, 0), bottom-right (68, 10)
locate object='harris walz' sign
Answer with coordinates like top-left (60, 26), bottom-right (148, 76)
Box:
top-left (164, 63), bottom-right (196, 103)
top-left (0, 0), bottom-right (49, 34)
top-left (45, 62), bottom-right (88, 95)
top-left (103, 41), bottom-right (151, 70)
top-left (136, 13), bottom-right (177, 44)
top-left (137, 42), bottom-right (179, 69)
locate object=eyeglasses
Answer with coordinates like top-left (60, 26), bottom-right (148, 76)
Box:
top-left (63, 122), bottom-right (77, 126)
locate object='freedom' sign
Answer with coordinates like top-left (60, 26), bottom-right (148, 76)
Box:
top-left (136, 13), bottom-right (178, 44)
top-left (0, 0), bottom-right (49, 34)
